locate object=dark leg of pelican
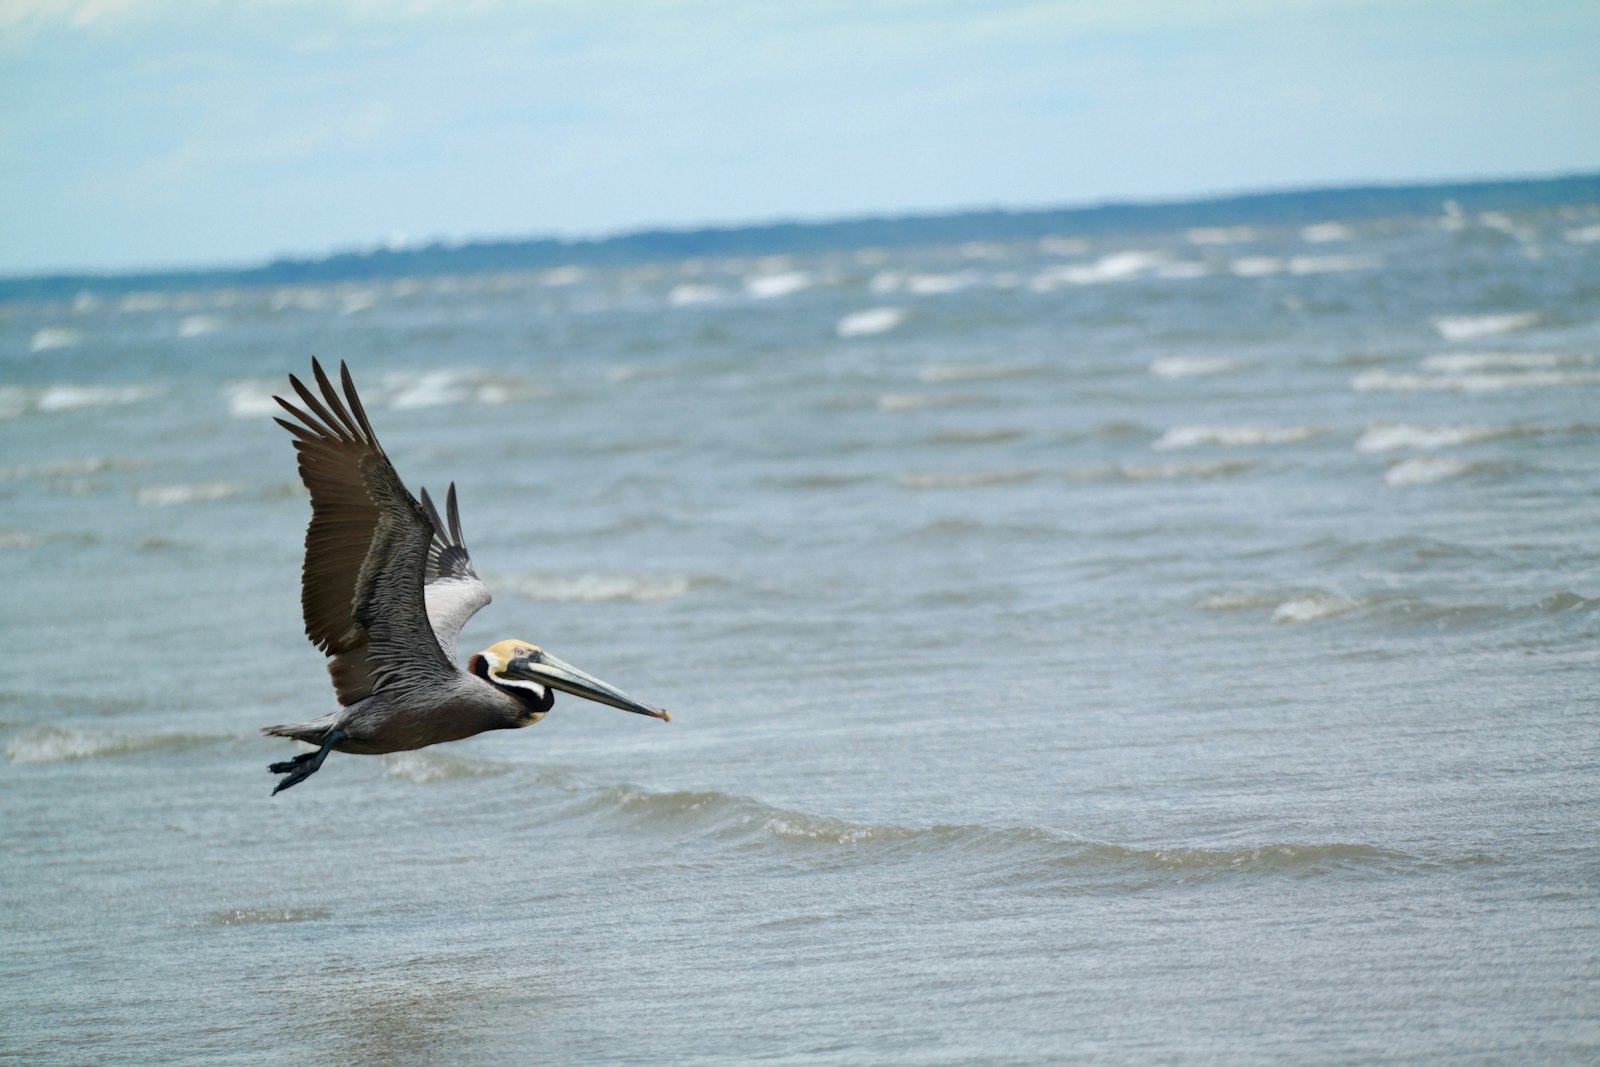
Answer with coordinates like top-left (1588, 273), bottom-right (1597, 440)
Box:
top-left (268, 729), bottom-right (348, 795)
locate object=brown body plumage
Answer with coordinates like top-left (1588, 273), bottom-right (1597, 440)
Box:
top-left (263, 359), bottom-right (669, 794)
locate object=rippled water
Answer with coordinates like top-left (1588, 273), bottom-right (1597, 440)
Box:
top-left (4, 203), bottom-right (1599, 1064)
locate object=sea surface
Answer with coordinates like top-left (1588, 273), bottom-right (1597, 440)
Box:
top-left (3, 199), bottom-right (1599, 1064)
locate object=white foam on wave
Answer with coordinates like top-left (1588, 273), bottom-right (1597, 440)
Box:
top-left (1187, 226), bottom-right (1255, 245)
top-left (1431, 312), bottom-right (1540, 341)
top-left (3, 383), bottom-right (156, 416)
top-left (30, 327), bottom-right (82, 352)
top-left (118, 292), bottom-right (171, 312)
top-left (877, 392), bottom-right (972, 412)
top-left (1038, 235), bottom-right (1090, 255)
top-left (918, 363), bottom-right (1035, 383)
top-left (340, 289), bottom-right (380, 315)
top-left (1153, 261), bottom-right (1213, 280)
top-left (384, 749), bottom-right (509, 783)
top-left (540, 266), bottom-right (587, 286)
top-left (5, 726), bottom-right (207, 764)
top-left (668, 283), bottom-right (725, 307)
top-left (1230, 256), bottom-right (1286, 277)
top-left (836, 307), bottom-right (907, 338)
top-left (745, 271), bottom-right (813, 299)
top-left (495, 571), bottom-right (691, 604)
top-left (1301, 222), bottom-right (1354, 243)
top-left (1197, 588), bottom-right (1363, 623)
top-left (135, 482), bottom-right (244, 507)
top-left (1352, 368), bottom-right (1600, 393)
top-left (1149, 356), bottom-right (1244, 379)
top-left (177, 314), bottom-right (221, 338)
top-left (1031, 250), bottom-right (1165, 289)
top-left (1272, 593), bottom-right (1363, 623)
top-left (0, 456), bottom-right (144, 480)
top-left (1067, 460), bottom-right (1253, 483)
top-left (1152, 424), bottom-right (1321, 450)
top-left (897, 469), bottom-right (1037, 490)
top-left (225, 380), bottom-right (281, 417)
top-left (1420, 351), bottom-right (1573, 373)
top-left (1384, 456), bottom-right (1476, 487)
top-left (904, 272), bottom-right (977, 295)
top-left (1565, 223), bottom-right (1600, 244)
top-left (1355, 423), bottom-right (1504, 452)
top-left (1289, 254), bottom-right (1381, 274)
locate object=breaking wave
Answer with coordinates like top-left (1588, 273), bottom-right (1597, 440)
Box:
top-left (569, 780), bottom-right (1425, 883)
top-left (1152, 424), bottom-right (1322, 450)
top-left (384, 749), bottom-right (513, 784)
top-left (493, 571), bottom-right (694, 604)
top-left (5, 726), bottom-right (220, 764)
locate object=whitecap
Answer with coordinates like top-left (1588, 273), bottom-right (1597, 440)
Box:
top-left (903, 272), bottom-right (976, 295)
top-left (1352, 369), bottom-right (1600, 393)
top-left (1289, 254), bottom-right (1380, 274)
top-left (176, 314), bottom-right (221, 338)
top-left (0, 456), bottom-right (143, 479)
top-left (1187, 226), bottom-right (1255, 245)
top-left (897, 469), bottom-right (1037, 490)
top-left (1565, 223), bottom-right (1600, 244)
top-left (495, 572), bottom-right (691, 604)
top-left (1153, 262), bottom-right (1213, 280)
top-left (225, 380), bottom-right (282, 418)
top-left (135, 481), bottom-right (243, 506)
top-left (384, 750), bottom-right (509, 783)
top-left (1030, 250), bottom-right (1165, 289)
top-left (1152, 425), bottom-right (1321, 450)
top-left (918, 363), bottom-right (1034, 383)
top-left (1355, 423), bottom-right (1503, 452)
top-left (958, 241), bottom-right (1009, 259)
top-left (1384, 456), bottom-right (1475, 487)
top-left (836, 307), bottom-right (906, 338)
top-left (1301, 222), bottom-right (1354, 243)
top-left (1229, 256), bottom-right (1286, 277)
top-left (5, 726), bottom-right (211, 764)
top-left (540, 266), bottom-right (587, 286)
top-left (30, 327), bottom-right (81, 352)
top-left (1420, 352), bottom-right (1573, 373)
top-left (745, 271), bottom-right (812, 299)
top-left (118, 292), bottom-right (170, 312)
top-left (339, 289), bottom-right (380, 315)
top-left (1064, 461), bottom-right (1252, 483)
top-left (386, 370), bottom-right (470, 409)
top-left (668, 283), bottom-right (724, 307)
top-left (1431, 312), bottom-right (1540, 341)
top-left (34, 384), bottom-right (152, 412)
top-left (1149, 357), bottom-right (1243, 379)
top-left (1038, 236), bottom-right (1090, 255)
top-left (1272, 593), bottom-right (1363, 623)
top-left (877, 392), bottom-right (971, 412)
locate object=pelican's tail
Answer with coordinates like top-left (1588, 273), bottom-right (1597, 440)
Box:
top-left (261, 712), bottom-right (341, 746)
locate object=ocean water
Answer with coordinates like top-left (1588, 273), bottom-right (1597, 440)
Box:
top-left (3, 202), bottom-right (1599, 1064)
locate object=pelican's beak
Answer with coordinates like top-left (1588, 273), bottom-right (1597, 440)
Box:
top-left (504, 652), bottom-right (671, 722)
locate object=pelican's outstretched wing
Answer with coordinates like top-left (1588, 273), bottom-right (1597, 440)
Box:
top-left (273, 358), bottom-right (456, 705)
top-left (418, 482), bottom-right (492, 664)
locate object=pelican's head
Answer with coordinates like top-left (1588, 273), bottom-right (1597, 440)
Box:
top-left (470, 639), bottom-right (671, 723)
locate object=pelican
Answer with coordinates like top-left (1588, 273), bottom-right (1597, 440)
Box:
top-left (262, 358), bottom-right (670, 794)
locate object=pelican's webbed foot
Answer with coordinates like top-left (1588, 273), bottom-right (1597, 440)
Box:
top-left (268, 729), bottom-right (347, 795)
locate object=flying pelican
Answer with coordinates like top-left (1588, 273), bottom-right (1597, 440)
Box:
top-left (262, 358), bottom-right (669, 794)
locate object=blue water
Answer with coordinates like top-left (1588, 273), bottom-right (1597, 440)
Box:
top-left (3, 202), bottom-right (1599, 1064)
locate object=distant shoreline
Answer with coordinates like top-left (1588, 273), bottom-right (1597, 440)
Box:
top-left (5, 171), bottom-right (1597, 302)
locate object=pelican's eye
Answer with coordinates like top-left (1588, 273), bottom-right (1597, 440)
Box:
top-left (515, 646), bottom-right (530, 658)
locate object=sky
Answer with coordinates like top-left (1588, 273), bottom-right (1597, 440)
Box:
top-left (2, 0), bottom-right (1598, 275)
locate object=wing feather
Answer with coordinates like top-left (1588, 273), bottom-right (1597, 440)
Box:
top-left (419, 481), bottom-right (493, 663)
top-left (274, 358), bottom-right (457, 705)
